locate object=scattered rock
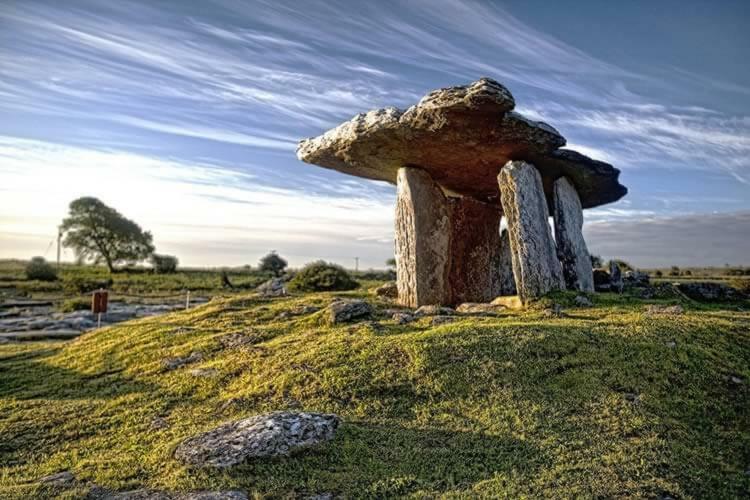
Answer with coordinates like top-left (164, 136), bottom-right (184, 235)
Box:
top-left (676, 282), bottom-right (738, 302)
top-left (39, 470), bottom-right (75, 486)
top-left (573, 295), bottom-right (593, 307)
top-left (163, 352), bottom-right (203, 371)
top-left (645, 305), bottom-right (684, 315)
top-left (293, 305), bottom-right (320, 315)
top-left (431, 316), bottom-right (455, 326)
top-left (256, 278), bottom-right (286, 297)
top-left (455, 302), bottom-right (505, 316)
top-left (623, 393), bottom-right (640, 403)
top-left (190, 368), bottom-right (219, 378)
top-left (542, 304), bottom-right (566, 318)
top-left (150, 417), bottom-right (169, 430)
top-left (392, 312), bottom-right (415, 325)
top-left (414, 305), bottom-right (455, 317)
top-left (327, 299), bottom-right (372, 324)
top-left (174, 411), bottom-right (340, 468)
top-left (374, 282), bottom-right (398, 298)
top-left (218, 333), bottom-right (256, 349)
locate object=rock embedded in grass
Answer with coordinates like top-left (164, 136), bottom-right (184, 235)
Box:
top-left (414, 305), bottom-right (455, 317)
top-left (645, 305), bottom-right (684, 315)
top-left (174, 411), bottom-right (340, 468)
top-left (256, 277), bottom-right (286, 297)
top-left (162, 351), bottom-right (203, 370)
top-left (455, 302), bottom-right (506, 316)
top-left (392, 312), bottom-right (415, 324)
top-left (374, 281), bottom-right (398, 298)
top-left (326, 299), bottom-right (372, 324)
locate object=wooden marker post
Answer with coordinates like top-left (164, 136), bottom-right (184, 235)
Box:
top-left (92, 289), bottom-right (109, 328)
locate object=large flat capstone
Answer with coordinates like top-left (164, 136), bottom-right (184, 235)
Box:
top-left (297, 78), bottom-right (626, 208)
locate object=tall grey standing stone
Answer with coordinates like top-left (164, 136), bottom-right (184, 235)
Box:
top-left (395, 167), bottom-right (450, 307)
top-left (553, 177), bottom-right (594, 292)
top-left (498, 161), bottom-right (564, 302)
top-left (609, 261), bottom-right (623, 293)
top-left (498, 228), bottom-right (517, 296)
top-left (447, 196), bottom-right (502, 304)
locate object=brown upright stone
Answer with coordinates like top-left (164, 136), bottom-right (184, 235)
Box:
top-left (553, 176), bottom-right (594, 292)
top-left (395, 167), bottom-right (450, 307)
top-left (498, 161), bottom-right (564, 302)
top-left (447, 196), bottom-right (502, 304)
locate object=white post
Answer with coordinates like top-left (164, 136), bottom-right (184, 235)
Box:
top-left (97, 312), bottom-right (101, 328)
top-left (185, 290), bottom-right (191, 310)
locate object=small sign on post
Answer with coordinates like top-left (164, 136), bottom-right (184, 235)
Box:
top-left (92, 289), bottom-right (108, 328)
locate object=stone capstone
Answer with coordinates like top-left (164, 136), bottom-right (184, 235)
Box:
top-left (498, 161), bottom-right (564, 302)
top-left (298, 78), bottom-right (626, 208)
top-left (553, 176), bottom-right (594, 292)
top-left (174, 411), bottom-right (340, 468)
top-left (326, 299), bottom-right (372, 324)
top-left (394, 167), bottom-right (450, 307)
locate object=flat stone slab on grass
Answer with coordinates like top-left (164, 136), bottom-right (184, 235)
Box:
top-left (327, 299), bottom-right (372, 324)
top-left (174, 411), bottom-right (340, 468)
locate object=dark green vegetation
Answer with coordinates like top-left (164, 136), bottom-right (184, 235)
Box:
top-left (258, 251), bottom-right (288, 277)
top-left (1, 285), bottom-right (748, 498)
top-left (24, 257), bottom-right (57, 282)
top-left (287, 261), bottom-right (359, 292)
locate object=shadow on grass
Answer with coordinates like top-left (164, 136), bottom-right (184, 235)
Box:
top-left (193, 422), bottom-right (543, 497)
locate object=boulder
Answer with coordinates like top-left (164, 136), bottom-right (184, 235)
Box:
top-left (414, 305), bottom-right (455, 317)
top-left (645, 305), bottom-right (685, 315)
top-left (609, 261), bottom-right (624, 293)
top-left (394, 167), bottom-right (450, 307)
top-left (455, 303), bottom-right (506, 316)
top-left (256, 278), bottom-right (286, 297)
top-left (624, 270), bottom-right (650, 286)
top-left (174, 411), bottom-right (340, 468)
top-left (675, 282), bottom-right (738, 302)
top-left (574, 295), bottom-right (593, 307)
top-left (498, 161), bottom-right (565, 302)
top-left (374, 281), bottom-right (398, 298)
top-left (553, 177), bottom-right (594, 292)
top-left (297, 78), bottom-right (625, 208)
top-left (391, 312), bottom-right (415, 325)
top-left (326, 299), bottom-right (372, 324)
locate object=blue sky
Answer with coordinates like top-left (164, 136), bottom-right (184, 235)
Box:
top-left (1, 0), bottom-right (749, 268)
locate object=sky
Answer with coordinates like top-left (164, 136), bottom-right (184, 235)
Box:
top-left (1, 0), bottom-right (749, 269)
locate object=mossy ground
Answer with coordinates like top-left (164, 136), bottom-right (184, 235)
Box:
top-left (1, 287), bottom-right (748, 498)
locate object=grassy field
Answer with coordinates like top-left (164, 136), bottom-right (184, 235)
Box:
top-left (0, 285), bottom-right (748, 498)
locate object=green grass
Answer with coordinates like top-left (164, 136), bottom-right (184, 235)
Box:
top-left (0, 287), bottom-right (748, 498)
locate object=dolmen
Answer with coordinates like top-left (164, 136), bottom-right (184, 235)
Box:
top-left (297, 78), bottom-right (627, 307)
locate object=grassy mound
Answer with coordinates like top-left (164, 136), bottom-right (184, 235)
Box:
top-left (0, 289), bottom-right (748, 498)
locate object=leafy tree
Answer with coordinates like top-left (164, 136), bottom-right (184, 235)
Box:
top-left (25, 256), bottom-right (57, 281)
top-left (61, 197), bottom-right (154, 273)
top-left (590, 255), bottom-right (603, 268)
top-left (259, 251), bottom-right (288, 277)
top-left (150, 253), bottom-right (178, 273)
top-left (386, 257), bottom-right (397, 269)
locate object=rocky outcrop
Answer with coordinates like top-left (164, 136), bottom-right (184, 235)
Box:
top-left (553, 177), bottom-right (594, 292)
top-left (498, 228), bottom-right (517, 296)
top-left (498, 161), bottom-right (564, 302)
top-left (676, 282), bottom-right (739, 302)
top-left (447, 196), bottom-right (502, 304)
top-left (394, 167), bottom-right (450, 307)
top-left (455, 303), bottom-right (506, 316)
top-left (327, 299), bottom-right (372, 324)
top-left (175, 411), bottom-right (340, 468)
top-left (256, 278), bottom-right (286, 297)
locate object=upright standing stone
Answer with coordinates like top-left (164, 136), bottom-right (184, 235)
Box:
top-left (609, 261), bottom-right (623, 293)
top-left (498, 161), bottom-right (564, 302)
top-left (395, 167), bottom-right (450, 307)
top-left (553, 177), bottom-right (594, 292)
top-left (498, 228), bottom-right (517, 296)
top-left (447, 196), bottom-right (502, 304)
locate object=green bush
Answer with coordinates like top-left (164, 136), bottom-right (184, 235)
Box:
top-left (150, 253), bottom-right (178, 274)
top-left (287, 261), bottom-right (359, 292)
top-left (25, 257), bottom-right (57, 281)
top-left (59, 297), bottom-right (91, 313)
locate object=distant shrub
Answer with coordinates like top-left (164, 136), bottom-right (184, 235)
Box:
top-left (150, 253), bottom-right (178, 274)
top-left (654, 270), bottom-right (663, 278)
top-left (356, 269), bottom-right (396, 281)
top-left (287, 261), bottom-right (359, 292)
top-left (59, 297), bottom-right (91, 313)
top-left (259, 251), bottom-right (288, 277)
top-left (669, 266), bottom-right (680, 277)
top-left (683, 270), bottom-right (692, 276)
top-left (63, 275), bottom-right (112, 294)
top-left (25, 257), bottom-right (57, 281)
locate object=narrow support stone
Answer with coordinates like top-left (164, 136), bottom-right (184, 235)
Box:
top-left (498, 161), bottom-right (564, 302)
top-left (498, 228), bottom-right (517, 296)
top-left (553, 177), bottom-right (594, 292)
top-left (395, 167), bottom-right (450, 307)
top-left (447, 196), bottom-right (502, 304)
